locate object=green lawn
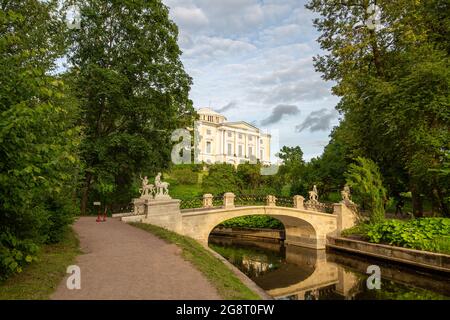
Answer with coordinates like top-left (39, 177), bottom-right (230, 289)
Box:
top-left (169, 183), bottom-right (203, 200)
top-left (129, 222), bottom-right (261, 300)
top-left (0, 228), bottom-right (80, 300)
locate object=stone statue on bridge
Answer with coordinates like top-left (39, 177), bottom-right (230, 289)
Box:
top-left (341, 185), bottom-right (354, 205)
top-left (309, 185), bottom-right (319, 202)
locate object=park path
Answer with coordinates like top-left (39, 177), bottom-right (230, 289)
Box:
top-left (51, 217), bottom-right (221, 300)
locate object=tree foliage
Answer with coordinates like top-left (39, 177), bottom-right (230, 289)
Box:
top-left (66, 0), bottom-right (195, 213)
top-left (0, 0), bottom-right (80, 279)
top-left (345, 157), bottom-right (387, 223)
top-left (306, 0), bottom-right (450, 216)
top-left (202, 164), bottom-right (241, 195)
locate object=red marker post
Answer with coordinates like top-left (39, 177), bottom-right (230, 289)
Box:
top-left (102, 205), bottom-right (107, 222)
top-left (94, 201), bottom-right (102, 222)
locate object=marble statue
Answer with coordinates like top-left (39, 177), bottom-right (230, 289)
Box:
top-left (341, 185), bottom-right (354, 204)
top-left (154, 172), bottom-right (170, 198)
top-left (309, 185), bottom-right (319, 202)
top-left (139, 175), bottom-right (154, 198)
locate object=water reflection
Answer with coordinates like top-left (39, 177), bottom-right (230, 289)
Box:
top-left (209, 236), bottom-right (450, 300)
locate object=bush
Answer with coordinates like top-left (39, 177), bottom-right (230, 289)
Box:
top-left (345, 218), bottom-right (450, 254)
top-left (219, 216), bottom-right (284, 229)
top-left (0, 233), bottom-right (39, 281)
top-left (202, 164), bottom-right (241, 195)
top-left (345, 157), bottom-right (388, 223)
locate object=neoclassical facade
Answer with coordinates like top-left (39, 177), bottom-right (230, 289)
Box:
top-left (196, 108), bottom-right (271, 165)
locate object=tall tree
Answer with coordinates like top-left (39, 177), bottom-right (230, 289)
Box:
top-left (306, 0), bottom-right (450, 216)
top-left (0, 0), bottom-right (79, 278)
top-left (67, 1), bottom-right (195, 213)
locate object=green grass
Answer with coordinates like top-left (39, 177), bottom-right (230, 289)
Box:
top-left (129, 222), bottom-right (261, 300)
top-left (169, 183), bottom-right (203, 200)
top-left (0, 228), bottom-right (80, 300)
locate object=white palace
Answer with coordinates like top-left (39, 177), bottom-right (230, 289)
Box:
top-left (196, 108), bottom-right (271, 165)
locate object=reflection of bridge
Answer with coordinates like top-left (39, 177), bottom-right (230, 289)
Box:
top-left (264, 246), bottom-right (359, 299)
top-left (208, 237), bottom-right (359, 300)
top-left (117, 193), bottom-right (358, 250)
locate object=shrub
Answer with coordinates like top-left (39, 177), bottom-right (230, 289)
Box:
top-left (202, 164), bottom-right (241, 195)
top-left (0, 233), bottom-right (39, 280)
top-left (219, 216), bottom-right (284, 229)
top-left (345, 157), bottom-right (388, 223)
top-left (359, 218), bottom-right (450, 254)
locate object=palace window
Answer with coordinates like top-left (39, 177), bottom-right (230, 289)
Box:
top-left (249, 136), bottom-right (253, 141)
top-left (227, 143), bottom-right (232, 155)
top-left (228, 131), bottom-right (232, 138)
top-left (260, 149), bottom-right (263, 160)
top-left (239, 133), bottom-right (243, 139)
top-left (238, 145), bottom-right (243, 157)
top-left (248, 146), bottom-right (253, 156)
top-left (206, 129), bottom-right (211, 135)
top-left (206, 141), bottom-right (211, 154)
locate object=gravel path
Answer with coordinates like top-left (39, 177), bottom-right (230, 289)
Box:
top-left (51, 217), bottom-right (221, 300)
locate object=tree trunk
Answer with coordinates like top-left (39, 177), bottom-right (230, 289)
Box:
top-left (435, 187), bottom-right (450, 217)
top-left (81, 173), bottom-right (93, 215)
top-left (411, 188), bottom-right (423, 217)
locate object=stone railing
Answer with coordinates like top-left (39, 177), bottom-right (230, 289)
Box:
top-left (180, 193), bottom-right (332, 212)
top-left (304, 200), bottom-right (334, 214)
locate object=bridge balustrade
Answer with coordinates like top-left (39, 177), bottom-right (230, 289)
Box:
top-left (179, 194), bottom-right (334, 212)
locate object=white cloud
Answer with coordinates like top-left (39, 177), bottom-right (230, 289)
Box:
top-left (163, 0), bottom-right (339, 160)
top-left (182, 36), bottom-right (256, 61)
top-left (171, 6), bottom-right (209, 30)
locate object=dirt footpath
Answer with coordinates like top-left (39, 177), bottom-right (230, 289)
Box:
top-left (52, 217), bottom-right (220, 300)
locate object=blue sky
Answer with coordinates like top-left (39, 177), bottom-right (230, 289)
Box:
top-left (164, 0), bottom-right (342, 161)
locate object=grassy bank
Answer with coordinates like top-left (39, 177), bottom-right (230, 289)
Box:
top-left (0, 228), bottom-right (80, 300)
top-left (129, 222), bottom-right (261, 300)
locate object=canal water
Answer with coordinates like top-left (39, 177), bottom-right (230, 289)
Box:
top-left (209, 235), bottom-right (450, 300)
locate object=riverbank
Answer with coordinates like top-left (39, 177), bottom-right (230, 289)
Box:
top-left (129, 222), bottom-right (264, 300)
top-left (327, 236), bottom-right (450, 273)
top-left (0, 228), bottom-right (80, 300)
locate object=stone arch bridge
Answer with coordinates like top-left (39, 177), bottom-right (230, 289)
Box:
top-left (117, 193), bottom-right (358, 249)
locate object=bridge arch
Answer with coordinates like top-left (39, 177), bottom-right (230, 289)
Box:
top-left (180, 206), bottom-right (338, 249)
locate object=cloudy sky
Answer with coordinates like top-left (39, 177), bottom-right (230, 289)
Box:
top-left (163, 0), bottom-right (341, 161)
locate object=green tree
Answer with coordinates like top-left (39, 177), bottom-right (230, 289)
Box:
top-left (0, 0), bottom-right (80, 278)
top-left (276, 146), bottom-right (306, 195)
top-left (345, 157), bottom-right (387, 223)
top-left (300, 126), bottom-right (351, 199)
top-left (237, 162), bottom-right (262, 190)
top-left (67, 0), bottom-right (195, 213)
top-left (202, 164), bottom-right (241, 195)
top-left (306, 0), bottom-right (450, 216)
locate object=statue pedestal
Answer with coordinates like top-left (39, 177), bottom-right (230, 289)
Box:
top-left (132, 198), bottom-right (146, 215)
top-left (142, 199), bottom-right (182, 233)
top-left (154, 194), bottom-right (172, 201)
